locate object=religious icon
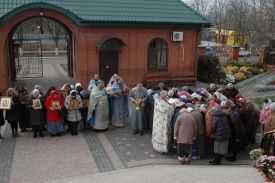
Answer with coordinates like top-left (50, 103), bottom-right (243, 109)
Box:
top-left (69, 99), bottom-right (79, 110)
top-left (134, 99), bottom-right (143, 111)
top-left (32, 99), bottom-right (42, 110)
top-left (0, 97), bottom-right (12, 110)
top-left (56, 89), bottom-right (68, 99)
top-left (51, 101), bottom-right (61, 110)
top-left (83, 99), bottom-right (89, 108)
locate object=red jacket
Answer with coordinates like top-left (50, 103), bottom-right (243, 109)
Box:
top-left (45, 90), bottom-right (64, 122)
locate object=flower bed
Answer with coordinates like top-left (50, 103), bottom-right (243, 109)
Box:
top-left (221, 65), bottom-right (265, 84)
top-left (256, 76), bottom-right (275, 92)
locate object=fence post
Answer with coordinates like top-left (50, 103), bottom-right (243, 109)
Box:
top-left (198, 45), bottom-right (206, 56)
top-left (229, 45), bottom-right (239, 61)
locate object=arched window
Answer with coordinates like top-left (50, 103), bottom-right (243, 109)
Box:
top-left (147, 38), bottom-right (168, 70)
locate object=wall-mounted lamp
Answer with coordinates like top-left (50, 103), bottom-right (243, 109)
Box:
top-left (39, 10), bottom-right (44, 16)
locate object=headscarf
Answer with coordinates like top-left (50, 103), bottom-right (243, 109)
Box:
top-left (32, 89), bottom-right (40, 97)
top-left (208, 99), bottom-right (222, 110)
top-left (264, 98), bottom-right (272, 110)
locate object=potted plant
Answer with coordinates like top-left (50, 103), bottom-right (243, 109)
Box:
top-left (256, 155), bottom-right (275, 182)
top-left (249, 149), bottom-right (264, 168)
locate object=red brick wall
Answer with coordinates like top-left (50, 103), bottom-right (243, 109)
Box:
top-left (0, 8), bottom-right (201, 93)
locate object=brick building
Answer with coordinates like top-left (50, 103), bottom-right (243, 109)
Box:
top-left (0, 0), bottom-right (210, 92)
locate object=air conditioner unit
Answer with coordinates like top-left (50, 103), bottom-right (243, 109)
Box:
top-left (172, 32), bottom-right (183, 42)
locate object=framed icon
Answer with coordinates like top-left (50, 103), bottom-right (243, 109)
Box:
top-left (0, 97), bottom-right (12, 110)
top-left (51, 101), bottom-right (61, 110)
top-left (56, 89), bottom-right (68, 99)
top-left (32, 99), bottom-right (42, 110)
top-left (69, 99), bottom-right (79, 110)
top-left (83, 99), bottom-right (89, 108)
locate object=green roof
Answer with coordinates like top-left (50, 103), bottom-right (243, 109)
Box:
top-left (0, 0), bottom-right (211, 27)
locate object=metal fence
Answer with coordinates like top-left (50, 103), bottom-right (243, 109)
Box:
top-left (213, 47), bottom-right (259, 64)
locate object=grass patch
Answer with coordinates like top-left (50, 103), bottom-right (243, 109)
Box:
top-left (60, 64), bottom-right (68, 72)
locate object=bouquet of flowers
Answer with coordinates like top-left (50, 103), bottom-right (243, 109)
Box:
top-left (249, 149), bottom-right (264, 167)
top-left (256, 155), bottom-right (275, 179)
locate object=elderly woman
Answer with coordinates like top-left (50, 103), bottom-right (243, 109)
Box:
top-left (152, 91), bottom-right (175, 153)
top-left (65, 90), bottom-right (83, 135)
top-left (6, 88), bottom-right (20, 137)
top-left (207, 83), bottom-right (217, 95)
top-left (45, 90), bottom-right (64, 137)
top-left (260, 98), bottom-right (272, 132)
top-left (174, 108), bottom-right (197, 164)
top-left (241, 100), bottom-right (260, 144)
top-left (264, 103), bottom-right (275, 133)
top-left (27, 89), bottom-right (45, 138)
top-left (209, 108), bottom-right (231, 165)
top-left (224, 83), bottom-right (239, 102)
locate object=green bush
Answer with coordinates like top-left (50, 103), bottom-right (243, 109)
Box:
top-left (197, 56), bottom-right (225, 83)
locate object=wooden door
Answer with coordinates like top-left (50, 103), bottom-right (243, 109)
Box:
top-left (99, 50), bottom-right (119, 84)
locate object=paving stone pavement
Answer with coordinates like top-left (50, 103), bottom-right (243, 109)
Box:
top-left (8, 131), bottom-right (98, 183)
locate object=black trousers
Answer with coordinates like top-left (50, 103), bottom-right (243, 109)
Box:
top-left (9, 121), bottom-right (18, 133)
top-left (213, 153), bottom-right (223, 163)
top-left (228, 136), bottom-right (239, 158)
top-left (33, 125), bottom-right (43, 136)
top-left (68, 121), bottom-right (79, 135)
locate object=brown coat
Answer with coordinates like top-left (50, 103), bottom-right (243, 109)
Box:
top-left (174, 112), bottom-right (197, 144)
top-left (264, 111), bottom-right (275, 133)
top-left (205, 107), bottom-right (213, 138)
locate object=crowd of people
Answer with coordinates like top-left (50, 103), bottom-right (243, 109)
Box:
top-left (0, 73), bottom-right (275, 165)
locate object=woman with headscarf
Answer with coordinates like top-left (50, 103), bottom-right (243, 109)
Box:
top-left (45, 90), bottom-right (64, 136)
top-left (0, 92), bottom-right (5, 139)
top-left (152, 91), bottom-right (175, 153)
top-left (27, 89), bottom-right (45, 138)
top-left (106, 74), bottom-right (129, 127)
top-left (260, 98), bottom-right (272, 132)
top-left (87, 80), bottom-right (109, 130)
top-left (75, 83), bottom-right (83, 95)
top-left (80, 90), bottom-right (90, 130)
top-left (5, 88), bottom-right (20, 137)
top-left (65, 90), bottom-right (83, 135)
top-left (241, 100), bottom-right (260, 144)
top-left (209, 108), bottom-right (231, 165)
top-left (17, 86), bottom-right (30, 132)
top-left (204, 100), bottom-right (222, 156)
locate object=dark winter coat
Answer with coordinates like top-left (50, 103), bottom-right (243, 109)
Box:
top-left (27, 96), bottom-right (45, 126)
top-left (5, 96), bottom-right (20, 122)
top-left (0, 110), bottom-right (5, 126)
top-left (224, 88), bottom-right (239, 101)
top-left (211, 110), bottom-right (231, 141)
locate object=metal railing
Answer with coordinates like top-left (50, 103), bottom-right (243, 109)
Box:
top-left (261, 130), bottom-right (275, 155)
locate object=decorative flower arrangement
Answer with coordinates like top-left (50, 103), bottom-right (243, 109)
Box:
top-left (250, 149), bottom-right (264, 167)
top-left (234, 72), bottom-right (247, 81)
top-left (255, 155), bottom-right (275, 181)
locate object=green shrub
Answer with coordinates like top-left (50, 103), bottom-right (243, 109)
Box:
top-left (197, 56), bottom-right (225, 83)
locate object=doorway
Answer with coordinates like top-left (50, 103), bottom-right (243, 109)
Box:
top-left (99, 38), bottom-right (123, 84)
